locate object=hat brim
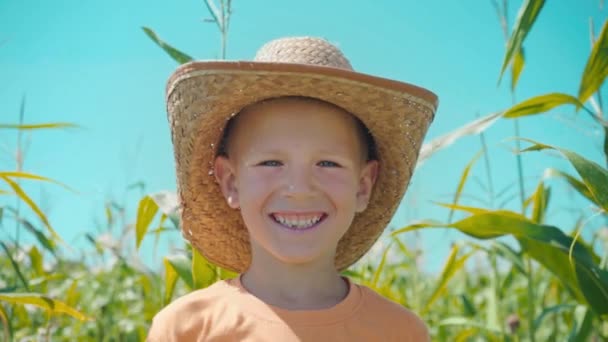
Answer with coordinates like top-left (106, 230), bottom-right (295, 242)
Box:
top-left (166, 61), bottom-right (438, 272)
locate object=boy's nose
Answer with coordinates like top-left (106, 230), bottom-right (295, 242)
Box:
top-left (284, 168), bottom-right (315, 197)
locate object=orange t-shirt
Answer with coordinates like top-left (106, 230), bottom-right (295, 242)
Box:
top-left (147, 276), bottom-right (430, 341)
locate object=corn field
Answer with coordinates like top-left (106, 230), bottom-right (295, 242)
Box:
top-left (1, 0), bottom-right (608, 341)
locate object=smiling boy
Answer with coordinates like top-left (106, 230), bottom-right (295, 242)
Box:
top-left (147, 36), bottom-right (438, 341)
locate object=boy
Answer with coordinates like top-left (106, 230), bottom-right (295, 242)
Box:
top-left (148, 36), bottom-right (438, 341)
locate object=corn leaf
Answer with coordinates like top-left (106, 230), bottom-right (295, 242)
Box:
top-left (502, 93), bottom-right (583, 118)
top-left (163, 258), bottom-right (178, 305)
top-left (28, 246), bottom-right (44, 277)
top-left (499, 0), bottom-right (546, 82)
top-left (578, 20), bottom-right (608, 103)
top-left (135, 195), bottom-right (159, 250)
top-left (165, 254), bottom-right (193, 289)
top-left (422, 245), bottom-right (475, 314)
top-left (0, 303), bottom-right (10, 341)
top-left (0, 293), bottom-right (91, 321)
top-left (543, 168), bottom-right (595, 204)
top-left (0, 122), bottom-right (78, 130)
top-left (66, 280), bottom-right (80, 307)
top-left (142, 27), bottom-right (193, 65)
top-left (0, 241), bottom-right (30, 291)
top-left (531, 181), bottom-right (550, 224)
top-left (371, 241), bottom-right (394, 289)
top-left (533, 303), bottom-right (576, 330)
top-left (192, 248), bottom-right (216, 289)
top-left (492, 241), bottom-right (526, 275)
top-left (521, 140), bottom-right (608, 211)
top-left (0, 176), bottom-right (62, 242)
top-left (20, 219), bottom-right (56, 254)
top-left (511, 47), bottom-right (525, 90)
top-left (448, 150), bottom-right (483, 223)
top-left (393, 210), bottom-right (608, 316)
top-left (568, 306), bottom-right (594, 342)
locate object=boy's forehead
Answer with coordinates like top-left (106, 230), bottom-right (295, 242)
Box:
top-left (221, 96), bottom-right (371, 161)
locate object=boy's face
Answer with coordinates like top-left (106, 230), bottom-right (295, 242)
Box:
top-left (214, 98), bottom-right (378, 268)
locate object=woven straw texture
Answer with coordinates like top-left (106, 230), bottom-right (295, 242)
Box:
top-left (166, 37), bottom-right (438, 272)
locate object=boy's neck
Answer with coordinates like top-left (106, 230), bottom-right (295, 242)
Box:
top-left (240, 254), bottom-right (349, 311)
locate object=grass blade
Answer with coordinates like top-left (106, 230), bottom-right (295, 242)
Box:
top-left (422, 244), bottom-right (475, 314)
top-left (165, 254), bottom-right (194, 289)
top-left (502, 93), bottom-right (584, 118)
top-left (521, 139), bottom-right (608, 211)
top-left (448, 150), bottom-right (483, 223)
top-left (142, 27), bottom-right (193, 65)
top-left (135, 195), bottom-right (159, 250)
top-left (578, 20), bottom-right (608, 103)
top-left (0, 171), bottom-right (75, 192)
top-left (192, 248), bottom-right (216, 289)
top-left (0, 122), bottom-right (78, 130)
top-left (163, 258), bottom-right (178, 305)
top-left (0, 293), bottom-right (91, 321)
top-left (0, 242), bottom-right (30, 291)
top-left (499, 0), bottom-right (546, 82)
top-left (511, 47), bottom-right (525, 91)
top-left (0, 176), bottom-right (62, 242)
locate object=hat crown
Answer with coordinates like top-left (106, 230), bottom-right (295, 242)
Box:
top-left (254, 37), bottom-right (353, 70)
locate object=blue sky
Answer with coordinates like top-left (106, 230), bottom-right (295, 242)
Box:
top-left (1, 1), bottom-right (606, 273)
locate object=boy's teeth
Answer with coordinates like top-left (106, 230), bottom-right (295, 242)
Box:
top-left (273, 214), bottom-right (323, 229)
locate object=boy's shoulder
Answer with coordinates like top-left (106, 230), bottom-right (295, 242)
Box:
top-left (146, 279), bottom-right (237, 341)
top-left (357, 284), bottom-right (430, 341)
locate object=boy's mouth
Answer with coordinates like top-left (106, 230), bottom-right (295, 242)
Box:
top-left (270, 212), bottom-right (327, 230)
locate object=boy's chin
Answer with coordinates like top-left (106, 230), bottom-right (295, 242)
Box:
top-left (269, 248), bottom-right (334, 268)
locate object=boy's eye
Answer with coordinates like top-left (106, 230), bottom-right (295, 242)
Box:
top-left (318, 160), bottom-right (341, 167)
top-left (258, 160), bottom-right (282, 167)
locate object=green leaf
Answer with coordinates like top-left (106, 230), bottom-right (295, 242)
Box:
top-left (0, 292), bottom-right (91, 321)
top-left (0, 176), bottom-right (63, 242)
top-left (371, 241), bottom-right (394, 289)
top-left (531, 181), bottom-right (550, 224)
top-left (65, 280), bottom-right (80, 307)
top-left (492, 241), bottom-right (526, 275)
top-left (163, 258), bottom-right (178, 305)
top-left (568, 306), bottom-right (594, 342)
top-left (543, 168), bottom-right (595, 204)
top-left (448, 150), bottom-right (483, 223)
top-left (0, 242), bottom-right (29, 291)
top-left (422, 245), bottom-right (475, 314)
top-left (533, 303), bottom-right (576, 330)
top-left (192, 248), bottom-right (216, 289)
top-left (0, 122), bottom-right (78, 130)
top-left (142, 27), bottom-right (194, 65)
top-left (460, 294), bottom-right (476, 316)
top-left (511, 47), bottom-right (525, 91)
top-left (502, 93), bottom-right (583, 118)
top-left (165, 254), bottom-right (194, 289)
top-left (578, 20), bottom-right (608, 103)
top-left (28, 246), bottom-right (44, 277)
top-left (521, 140), bottom-right (608, 211)
top-left (499, 0), bottom-right (546, 83)
top-left (21, 219), bottom-right (56, 254)
top-left (393, 210), bottom-right (608, 316)
top-left (0, 303), bottom-right (10, 341)
top-left (135, 195), bottom-right (159, 250)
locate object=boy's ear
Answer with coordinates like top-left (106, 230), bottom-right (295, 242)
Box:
top-left (213, 156), bottom-right (239, 209)
top-left (356, 160), bottom-right (379, 212)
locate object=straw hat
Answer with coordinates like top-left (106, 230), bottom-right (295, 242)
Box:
top-left (166, 36), bottom-right (438, 273)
